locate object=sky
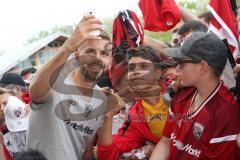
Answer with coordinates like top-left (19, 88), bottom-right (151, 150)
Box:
top-left (0, 0), bottom-right (141, 54)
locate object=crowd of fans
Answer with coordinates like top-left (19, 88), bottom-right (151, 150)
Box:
top-left (0, 0), bottom-right (240, 160)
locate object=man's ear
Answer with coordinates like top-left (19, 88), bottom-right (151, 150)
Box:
top-left (155, 68), bottom-right (163, 80)
top-left (75, 52), bottom-right (81, 66)
top-left (15, 86), bottom-right (21, 92)
top-left (200, 61), bottom-right (209, 75)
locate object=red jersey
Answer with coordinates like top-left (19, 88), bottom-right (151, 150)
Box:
top-left (163, 82), bottom-right (240, 160)
top-left (98, 99), bottom-right (162, 160)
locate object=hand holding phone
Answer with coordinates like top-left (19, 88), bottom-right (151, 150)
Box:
top-left (86, 11), bottom-right (101, 36)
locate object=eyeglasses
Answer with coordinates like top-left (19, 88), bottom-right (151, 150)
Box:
top-left (176, 59), bottom-right (202, 69)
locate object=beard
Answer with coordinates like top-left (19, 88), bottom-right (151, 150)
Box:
top-left (80, 63), bottom-right (105, 82)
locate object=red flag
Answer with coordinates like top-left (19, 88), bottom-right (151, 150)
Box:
top-left (208, 0), bottom-right (239, 88)
top-left (208, 0), bottom-right (239, 60)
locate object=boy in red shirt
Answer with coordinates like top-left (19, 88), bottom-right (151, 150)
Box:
top-left (98, 46), bottom-right (169, 160)
top-left (151, 32), bottom-right (240, 160)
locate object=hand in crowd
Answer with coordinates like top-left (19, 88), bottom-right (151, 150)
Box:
top-left (62, 15), bottom-right (104, 53)
top-left (82, 147), bottom-right (95, 160)
top-left (102, 87), bottom-right (125, 117)
top-left (123, 144), bottom-right (155, 160)
top-left (135, 144), bottom-right (155, 160)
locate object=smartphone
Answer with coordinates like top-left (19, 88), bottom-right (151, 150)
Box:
top-left (86, 11), bottom-right (101, 37)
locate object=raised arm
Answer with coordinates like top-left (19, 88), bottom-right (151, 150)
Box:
top-left (150, 136), bottom-right (170, 160)
top-left (143, 36), bottom-right (168, 59)
top-left (98, 88), bottom-right (125, 146)
top-left (177, 3), bottom-right (199, 22)
top-left (30, 15), bottom-right (103, 103)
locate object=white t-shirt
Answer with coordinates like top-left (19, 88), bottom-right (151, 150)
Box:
top-left (27, 74), bottom-right (107, 160)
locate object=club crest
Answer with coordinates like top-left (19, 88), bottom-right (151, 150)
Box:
top-left (193, 122), bottom-right (204, 140)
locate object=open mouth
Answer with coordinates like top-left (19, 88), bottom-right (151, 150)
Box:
top-left (89, 65), bottom-right (102, 69)
top-left (87, 64), bottom-right (104, 72)
top-left (129, 78), bottom-right (145, 85)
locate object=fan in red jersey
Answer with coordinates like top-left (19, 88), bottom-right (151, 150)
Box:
top-left (150, 32), bottom-right (240, 160)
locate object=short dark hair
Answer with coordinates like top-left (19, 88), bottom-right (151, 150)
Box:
top-left (98, 30), bottom-right (111, 41)
top-left (198, 12), bottom-right (212, 24)
top-left (20, 67), bottom-right (37, 77)
top-left (126, 46), bottom-right (162, 68)
top-left (14, 149), bottom-right (47, 160)
top-left (178, 20), bottom-right (208, 35)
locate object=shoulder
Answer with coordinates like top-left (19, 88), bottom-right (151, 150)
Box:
top-left (209, 84), bottom-right (239, 114)
top-left (128, 99), bottom-right (143, 113)
top-left (209, 84), bottom-right (240, 125)
top-left (172, 87), bottom-right (196, 103)
top-left (170, 87), bottom-right (196, 113)
top-left (217, 84), bottom-right (238, 107)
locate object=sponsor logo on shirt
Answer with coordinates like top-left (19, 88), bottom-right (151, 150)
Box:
top-left (84, 104), bottom-right (92, 117)
top-left (48, 57), bottom-right (108, 121)
top-left (170, 133), bottom-right (201, 158)
top-left (64, 119), bottom-right (94, 135)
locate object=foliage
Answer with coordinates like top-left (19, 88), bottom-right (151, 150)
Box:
top-left (29, 0), bottom-right (238, 44)
top-left (27, 25), bottom-right (74, 44)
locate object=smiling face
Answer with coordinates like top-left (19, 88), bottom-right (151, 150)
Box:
top-left (76, 39), bottom-right (112, 82)
top-left (127, 56), bottom-right (162, 93)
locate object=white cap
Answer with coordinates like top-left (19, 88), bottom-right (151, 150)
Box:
top-left (4, 96), bottom-right (29, 132)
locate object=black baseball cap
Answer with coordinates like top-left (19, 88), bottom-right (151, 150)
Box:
top-left (0, 72), bottom-right (28, 87)
top-left (164, 32), bottom-right (228, 73)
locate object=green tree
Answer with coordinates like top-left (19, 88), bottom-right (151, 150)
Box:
top-left (28, 0), bottom-right (223, 45)
top-left (178, 0), bottom-right (208, 15)
top-left (27, 25), bottom-right (74, 44)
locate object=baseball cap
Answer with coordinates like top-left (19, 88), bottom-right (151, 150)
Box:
top-left (164, 32), bottom-right (228, 73)
top-left (4, 96), bottom-right (29, 132)
top-left (0, 72), bottom-right (28, 87)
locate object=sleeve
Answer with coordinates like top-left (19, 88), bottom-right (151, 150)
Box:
top-left (97, 115), bottom-right (146, 160)
top-left (30, 91), bottom-right (55, 111)
top-left (209, 104), bottom-right (240, 160)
